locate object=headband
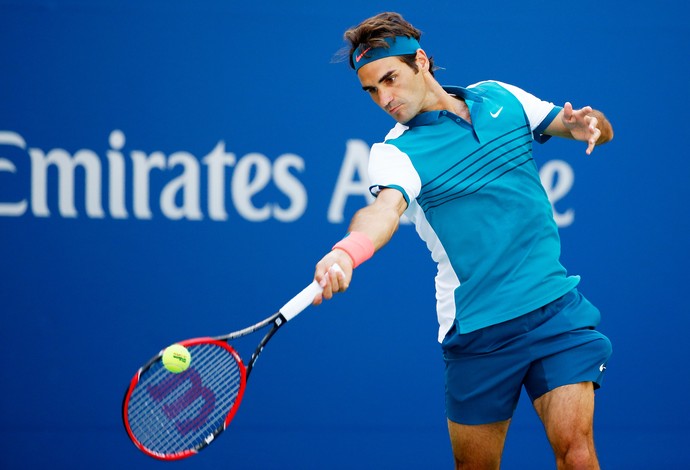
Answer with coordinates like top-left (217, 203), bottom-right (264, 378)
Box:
top-left (352, 36), bottom-right (421, 72)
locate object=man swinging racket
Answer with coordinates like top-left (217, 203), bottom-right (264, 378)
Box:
top-left (312, 12), bottom-right (614, 470)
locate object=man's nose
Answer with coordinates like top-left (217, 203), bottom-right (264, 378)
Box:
top-left (378, 89), bottom-right (393, 108)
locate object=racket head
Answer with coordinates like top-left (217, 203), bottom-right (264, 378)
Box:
top-left (122, 338), bottom-right (247, 460)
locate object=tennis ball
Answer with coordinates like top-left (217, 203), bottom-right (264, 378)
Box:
top-left (162, 344), bottom-right (191, 373)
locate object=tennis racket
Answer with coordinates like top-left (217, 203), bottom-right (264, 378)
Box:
top-left (122, 265), bottom-right (341, 460)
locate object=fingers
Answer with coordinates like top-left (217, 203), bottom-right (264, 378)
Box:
top-left (316, 262), bottom-right (347, 289)
top-left (564, 103), bottom-right (594, 124)
top-left (562, 102), bottom-right (573, 122)
top-left (586, 126), bottom-right (601, 155)
top-left (322, 265), bottom-right (348, 296)
top-left (584, 115), bottom-right (600, 155)
top-left (313, 258), bottom-right (352, 305)
top-left (563, 102), bottom-right (601, 155)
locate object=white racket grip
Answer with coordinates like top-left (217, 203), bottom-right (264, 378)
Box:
top-left (279, 264), bottom-right (343, 322)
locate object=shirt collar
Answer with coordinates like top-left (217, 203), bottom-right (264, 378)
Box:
top-left (405, 85), bottom-right (483, 127)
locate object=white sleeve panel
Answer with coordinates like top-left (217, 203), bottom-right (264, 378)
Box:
top-left (470, 80), bottom-right (557, 131)
top-left (494, 81), bottom-right (557, 131)
top-left (368, 142), bottom-right (422, 202)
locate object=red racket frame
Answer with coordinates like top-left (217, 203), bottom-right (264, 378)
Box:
top-left (122, 338), bottom-right (247, 460)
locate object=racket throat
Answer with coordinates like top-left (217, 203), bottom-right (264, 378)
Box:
top-left (245, 313), bottom-right (286, 378)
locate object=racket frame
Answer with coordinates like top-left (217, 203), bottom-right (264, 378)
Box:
top-left (122, 270), bottom-right (339, 460)
top-left (122, 337), bottom-right (248, 460)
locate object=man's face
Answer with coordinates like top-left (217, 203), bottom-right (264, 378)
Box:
top-left (357, 55), bottom-right (427, 124)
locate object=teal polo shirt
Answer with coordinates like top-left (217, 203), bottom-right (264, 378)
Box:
top-left (368, 81), bottom-right (579, 341)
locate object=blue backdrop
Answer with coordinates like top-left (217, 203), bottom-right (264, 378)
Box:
top-left (1, 1), bottom-right (689, 468)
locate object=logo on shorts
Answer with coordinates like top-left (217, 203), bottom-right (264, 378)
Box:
top-left (599, 364), bottom-right (606, 372)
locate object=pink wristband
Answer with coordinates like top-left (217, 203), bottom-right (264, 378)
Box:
top-left (332, 231), bottom-right (375, 268)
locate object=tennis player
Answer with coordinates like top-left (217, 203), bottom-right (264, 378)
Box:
top-left (313, 12), bottom-right (614, 470)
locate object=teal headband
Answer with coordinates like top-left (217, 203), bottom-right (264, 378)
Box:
top-left (352, 36), bottom-right (421, 72)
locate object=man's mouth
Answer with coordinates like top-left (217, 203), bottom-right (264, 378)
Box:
top-left (388, 104), bottom-right (402, 114)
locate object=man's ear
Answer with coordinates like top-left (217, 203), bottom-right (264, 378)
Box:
top-left (415, 49), bottom-right (430, 73)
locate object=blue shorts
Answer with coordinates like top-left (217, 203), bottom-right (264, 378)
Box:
top-left (442, 288), bottom-right (612, 425)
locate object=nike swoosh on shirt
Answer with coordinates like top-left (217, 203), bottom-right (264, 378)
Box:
top-left (490, 107), bottom-right (504, 118)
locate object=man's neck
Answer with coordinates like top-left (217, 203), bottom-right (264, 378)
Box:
top-left (449, 94), bottom-right (472, 124)
top-left (422, 77), bottom-right (472, 124)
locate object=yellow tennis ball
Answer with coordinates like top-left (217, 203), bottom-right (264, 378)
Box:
top-left (162, 344), bottom-right (191, 373)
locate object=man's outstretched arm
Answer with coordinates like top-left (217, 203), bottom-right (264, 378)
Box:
top-left (545, 102), bottom-right (614, 155)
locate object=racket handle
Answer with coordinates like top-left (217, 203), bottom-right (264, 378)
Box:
top-left (280, 264), bottom-right (343, 321)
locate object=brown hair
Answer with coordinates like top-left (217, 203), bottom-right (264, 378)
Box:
top-left (341, 12), bottom-right (435, 75)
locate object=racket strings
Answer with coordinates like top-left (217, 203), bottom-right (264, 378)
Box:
top-left (126, 343), bottom-right (243, 456)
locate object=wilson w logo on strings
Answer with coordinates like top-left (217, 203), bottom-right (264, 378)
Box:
top-left (146, 369), bottom-right (216, 436)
